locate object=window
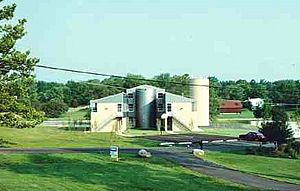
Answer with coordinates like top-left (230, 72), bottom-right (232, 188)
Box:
top-left (117, 104), bottom-right (122, 112)
top-left (128, 93), bottom-right (134, 98)
top-left (128, 104), bottom-right (134, 112)
top-left (92, 103), bottom-right (97, 112)
top-left (158, 104), bottom-right (164, 111)
top-left (158, 93), bottom-right (164, 99)
top-left (167, 103), bottom-right (172, 112)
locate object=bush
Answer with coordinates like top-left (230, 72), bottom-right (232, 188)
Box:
top-left (291, 141), bottom-right (300, 155)
top-left (40, 99), bottom-right (69, 118)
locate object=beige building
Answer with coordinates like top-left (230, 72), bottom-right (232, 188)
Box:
top-left (90, 79), bottom-right (209, 133)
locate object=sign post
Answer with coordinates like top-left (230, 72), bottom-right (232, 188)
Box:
top-left (110, 146), bottom-right (119, 161)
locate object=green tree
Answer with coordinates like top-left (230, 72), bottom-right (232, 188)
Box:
top-left (208, 77), bottom-right (220, 121)
top-left (40, 99), bottom-right (69, 118)
top-left (291, 109), bottom-right (300, 126)
top-left (0, 1), bottom-right (44, 128)
top-left (123, 73), bottom-right (146, 89)
top-left (259, 107), bottom-right (293, 148)
top-left (261, 102), bottom-right (272, 120)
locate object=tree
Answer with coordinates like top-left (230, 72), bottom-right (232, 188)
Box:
top-left (40, 99), bottom-right (69, 118)
top-left (259, 107), bottom-right (294, 148)
top-left (291, 109), bottom-right (300, 126)
top-left (208, 77), bottom-right (220, 121)
top-left (261, 102), bottom-right (272, 120)
top-left (0, 1), bottom-right (44, 128)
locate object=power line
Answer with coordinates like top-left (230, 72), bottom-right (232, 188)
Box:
top-left (83, 81), bottom-right (126, 90)
top-left (35, 64), bottom-right (214, 88)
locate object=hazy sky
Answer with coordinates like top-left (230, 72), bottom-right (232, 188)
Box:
top-left (7, 0), bottom-right (300, 82)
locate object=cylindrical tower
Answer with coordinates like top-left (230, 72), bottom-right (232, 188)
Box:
top-left (191, 78), bottom-right (210, 127)
top-left (135, 88), bottom-right (157, 129)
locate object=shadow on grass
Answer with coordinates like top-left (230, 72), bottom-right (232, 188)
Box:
top-left (121, 138), bottom-right (160, 147)
top-left (0, 138), bottom-right (16, 148)
top-left (0, 154), bottom-right (254, 191)
top-left (251, 172), bottom-right (300, 184)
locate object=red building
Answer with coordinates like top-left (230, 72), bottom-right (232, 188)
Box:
top-left (219, 100), bottom-right (243, 113)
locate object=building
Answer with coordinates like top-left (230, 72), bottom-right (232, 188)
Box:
top-left (90, 79), bottom-right (209, 133)
top-left (219, 100), bottom-right (243, 113)
top-left (247, 98), bottom-right (264, 110)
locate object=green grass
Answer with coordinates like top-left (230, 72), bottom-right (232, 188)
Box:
top-left (0, 153), bottom-right (257, 191)
top-left (0, 126), bottom-right (158, 148)
top-left (124, 129), bottom-right (169, 136)
top-left (201, 127), bottom-right (258, 137)
top-left (48, 108), bottom-right (89, 121)
top-left (217, 110), bottom-right (254, 119)
top-left (204, 151), bottom-right (300, 185)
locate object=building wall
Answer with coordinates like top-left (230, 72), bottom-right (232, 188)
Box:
top-left (90, 82), bottom-right (210, 133)
top-left (191, 79), bottom-right (210, 127)
top-left (91, 103), bottom-right (120, 132)
top-left (171, 102), bottom-right (195, 130)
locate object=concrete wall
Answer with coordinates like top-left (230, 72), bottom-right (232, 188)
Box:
top-left (191, 78), bottom-right (210, 127)
top-left (91, 103), bottom-right (120, 132)
top-left (171, 102), bottom-right (194, 131)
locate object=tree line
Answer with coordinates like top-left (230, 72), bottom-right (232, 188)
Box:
top-left (31, 75), bottom-right (300, 118)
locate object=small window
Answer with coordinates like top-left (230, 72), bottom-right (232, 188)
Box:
top-left (167, 103), bottom-right (172, 112)
top-left (128, 104), bottom-right (134, 112)
top-left (158, 104), bottom-right (164, 111)
top-left (117, 104), bottom-right (122, 112)
top-left (128, 93), bottom-right (134, 99)
top-left (158, 93), bottom-right (164, 99)
top-left (92, 103), bottom-right (97, 112)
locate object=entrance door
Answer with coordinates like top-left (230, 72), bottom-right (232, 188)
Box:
top-left (167, 117), bottom-right (172, 131)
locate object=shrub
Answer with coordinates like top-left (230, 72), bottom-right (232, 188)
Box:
top-left (40, 99), bottom-right (69, 118)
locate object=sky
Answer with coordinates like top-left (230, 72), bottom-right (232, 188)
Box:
top-left (5, 0), bottom-right (300, 82)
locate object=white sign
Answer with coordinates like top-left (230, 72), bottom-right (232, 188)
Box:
top-left (110, 146), bottom-right (119, 161)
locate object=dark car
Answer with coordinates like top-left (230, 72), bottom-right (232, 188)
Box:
top-left (239, 132), bottom-right (266, 141)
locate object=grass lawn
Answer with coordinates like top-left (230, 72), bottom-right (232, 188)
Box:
top-left (48, 108), bottom-right (88, 121)
top-left (203, 151), bottom-right (300, 185)
top-left (124, 129), bottom-right (169, 136)
top-left (200, 127), bottom-right (258, 137)
top-left (0, 153), bottom-right (258, 191)
top-left (0, 126), bottom-right (158, 148)
top-left (217, 110), bottom-right (254, 119)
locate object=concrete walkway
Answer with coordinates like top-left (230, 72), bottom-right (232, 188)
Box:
top-left (1, 147), bottom-right (299, 191)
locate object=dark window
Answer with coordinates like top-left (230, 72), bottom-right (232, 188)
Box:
top-left (128, 104), bottom-right (134, 111)
top-left (158, 104), bottom-right (164, 111)
top-left (158, 93), bottom-right (164, 99)
top-left (92, 103), bottom-right (97, 112)
top-left (117, 104), bottom-right (122, 112)
top-left (128, 93), bottom-right (134, 98)
top-left (167, 103), bottom-right (172, 112)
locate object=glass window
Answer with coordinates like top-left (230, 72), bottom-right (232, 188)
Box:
top-left (92, 103), bottom-right (97, 112)
top-left (167, 103), bottom-right (172, 112)
top-left (158, 104), bottom-right (164, 111)
top-left (158, 93), bottom-right (164, 99)
top-left (117, 104), bottom-right (122, 112)
top-left (128, 104), bottom-right (134, 112)
top-left (128, 93), bottom-right (134, 98)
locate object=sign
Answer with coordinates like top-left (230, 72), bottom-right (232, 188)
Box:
top-left (110, 146), bottom-right (119, 161)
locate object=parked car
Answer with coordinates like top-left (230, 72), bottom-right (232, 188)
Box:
top-left (239, 132), bottom-right (266, 141)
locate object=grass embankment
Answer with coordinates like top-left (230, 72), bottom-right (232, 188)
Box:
top-left (201, 127), bottom-right (258, 137)
top-left (0, 153), bottom-right (257, 191)
top-left (204, 151), bottom-right (300, 185)
top-left (48, 108), bottom-right (88, 121)
top-left (217, 110), bottom-right (254, 119)
top-left (0, 126), bottom-right (158, 148)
